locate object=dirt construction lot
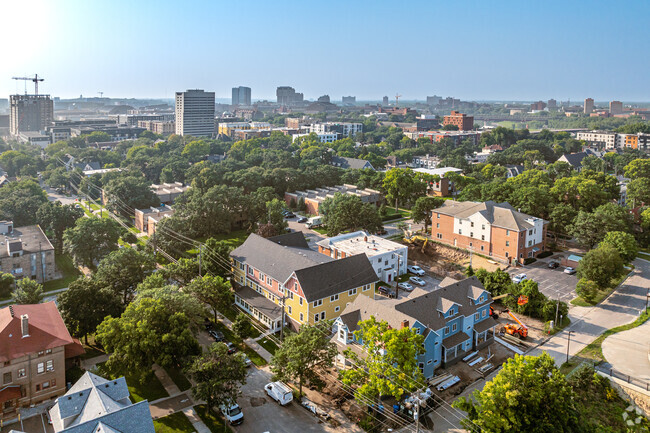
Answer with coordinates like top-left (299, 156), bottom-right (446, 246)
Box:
top-left (506, 255), bottom-right (578, 302)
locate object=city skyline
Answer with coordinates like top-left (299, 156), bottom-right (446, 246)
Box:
top-left (1, 0), bottom-right (650, 101)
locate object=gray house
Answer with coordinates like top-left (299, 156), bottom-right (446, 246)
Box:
top-left (330, 156), bottom-right (375, 171)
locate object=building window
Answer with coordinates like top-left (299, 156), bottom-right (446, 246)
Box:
top-left (313, 299), bottom-right (323, 307)
top-left (299, 297), bottom-right (303, 305)
top-left (458, 229), bottom-right (462, 235)
top-left (529, 230), bottom-right (533, 235)
top-left (482, 224), bottom-right (485, 230)
top-left (260, 272), bottom-right (265, 281)
top-left (45, 349), bottom-right (52, 355)
top-left (320, 312), bottom-right (325, 320)
top-left (339, 329), bottom-right (345, 340)
top-left (37, 363), bottom-right (44, 374)
top-left (475, 312), bottom-right (479, 320)
top-left (300, 313), bottom-right (304, 322)
top-left (505, 241), bottom-right (510, 247)
top-left (3, 372), bottom-right (11, 384)
top-left (330, 294), bottom-right (339, 302)
top-left (42, 381), bottom-right (50, 390)
top-left (38, 351), bottom-right (44, 356)
top-left (335, 306), bottom-right (340, 312)
top-left (505, 252), bottom-right (509, 258)
top-left (314, 314), bottom-right (320, 323)
top-left (481, 235), bottom-right (485, 241)
top-left (288, 306), bottom-right (292, 315)
top-left (248, 267), bottom-right (253, 276)
top-left (46, 360), bottom-right (54, 372)
top-left (444, 326), bottom-right (449, 335)
top-left (362, 284), bottom-right (370, 291)
top-left (437, 213), bottom-right (440, 219)
top-left (452, 323), bottom-right (457, 332)
top-left (436, 223), bottom-right (440, 228)
top-left (377, 258), bottom-right (381, 263)
top-left (294, 282), bottom-right (298, 290)
top-left (17, 368), bottom-right (26, 378)
top-left (470, 222), bottom-right (474, 227)
top-left (349, 288), bottom-right (357, 296)
top-left (506, 230), bottom-right (510, 236)
top-left (483, 310), bottom-right (487, 317)
top-left (470, 232), bottom-right (473, 238)
top-left (437, 233), bottom-right (442, 239)
top-left (418, 363), bottom-right (424, 373)
top-left (288, 291), bottom-right (294, 299)
top-left (480, 246), bottom-right (484, 251)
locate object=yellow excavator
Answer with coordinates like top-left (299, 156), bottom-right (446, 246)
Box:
top-left (403, 232), bottom-right (429, 253)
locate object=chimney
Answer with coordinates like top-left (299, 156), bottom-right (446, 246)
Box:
top-left (401, 320), bottom-right (409, 329)
top-left (21, 314), bottom-right (29, 337)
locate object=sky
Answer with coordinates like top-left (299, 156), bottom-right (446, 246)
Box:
top-left (1, 0), bottom-right (649, 102)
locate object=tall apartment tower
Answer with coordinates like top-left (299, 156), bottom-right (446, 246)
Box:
top-left (584, 98), bottom-right (594, 114)
top-left (382, 96), bottom-right (389, 105)
top-left (231, 86), bottom-right (251, 106)
top-left (609, 100), bottom-right (623, 115)
top-left (9, 94), bottom-right (53, 135)
top-left (175, 89), bottom-right (215, 137)
top-left (276, 86), bottom-right (303, 105)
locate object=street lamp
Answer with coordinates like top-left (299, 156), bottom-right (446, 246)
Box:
top-left (566, 331), bottom-right (575, 364)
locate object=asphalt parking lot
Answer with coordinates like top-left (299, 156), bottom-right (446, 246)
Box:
top-left (507, 259), bottom-right (578, 302)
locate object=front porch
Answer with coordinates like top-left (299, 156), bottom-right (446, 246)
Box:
top-left (233, 285), bottom-right (283, 331)
top-left (442, 332), bottom-right (471, 366)
top-left (473, 317), bottom-right (498, 350)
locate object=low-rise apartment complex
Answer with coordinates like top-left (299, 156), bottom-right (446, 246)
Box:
top-left (333, 276), bottom-right (496, 378)
top-left (317, 231), bottom-right (407, 283)
top-left (0, 303), bottom-right (84, 414)
top-left (431, 200), bottom-right (547, 264)
top-left (284, 185), bottom-right (383, 215)
top-left (134, 205), bottom-right (174, 235)
top-left (0, 222), bottom-right (55, 283)
top-left (576, 130), bottom-right (650, 151)
top-left (230, 232), bottom-right (378, 331)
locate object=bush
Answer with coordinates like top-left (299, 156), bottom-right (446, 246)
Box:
top-left (537, 251), bottom-right (553, 259)
top-left (289, 198), bottom-right (297, 210)
top-left (576, 279), bottom-right (599, 303)
top-left (523, 257), bottom-right (537, 265)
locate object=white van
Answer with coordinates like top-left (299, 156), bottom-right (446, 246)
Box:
top-left (219, 403), bottom-right (244, 425)
top-left (306, 216), bottom-right (323, 229)
top-left (265, 381), bottom-right (293, 406)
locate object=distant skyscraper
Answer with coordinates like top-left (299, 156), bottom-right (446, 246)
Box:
top-left (426, 95), bottom-right (442, 106)
top-left (276, 86), bottom-right (304, 105)
top-left (231, 86), bottom-right (251, 106)
top-left (342, 96), bottom-right (356, 105)
top-left (382, 96), bottom-right (389, 105)
top-left (317, 95), bottom-right (330, 103)
top-left (175, 89), bottom-right (215, 137)
top-left (547, 99), bottom-right (557, 110)
top-left (609, 100), bottom-right (623, 115)
top-left (584, 98), bottom-right (594, 114)
top-left (10, 94), bottom-right (53, 135)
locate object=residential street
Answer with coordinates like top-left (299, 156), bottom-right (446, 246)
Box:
top-left (601, 311), bottom-right (650, 382)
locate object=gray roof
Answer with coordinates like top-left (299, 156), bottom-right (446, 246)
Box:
top-left (339, 293), bottom-right (413, 332)
top-left (50, 372), bottom-right (154, 433)
top-left (0, 225), bottom-right (54, 259)
top-left (474, 317), bottom-right (498, 334)
top-left (435, 200), bottom-right (544, 231)
top-left (559, 152), bottom-right (588, 168)
top-left (234, 285), bottom-right (282, 320)
top-left (331, 156), bottom-right (374, 170)
top-left (442, 331), bottom-right (471, 348)
top-left (268, 231), bottom-right (310, 249)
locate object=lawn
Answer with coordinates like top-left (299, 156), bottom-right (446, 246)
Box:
top-left (94, 362), bottom-right (169, 403)
top-left (257, 337), bottom-right (279, 356)
top-left (243, 345), bottom-right (267, 366)
top-left (164, 366), bottom-right (193, 392)
top-left (382, 208), bottom-right (411, 221)
top-left (638, 251), bottom-right (650, 261)
top-left (80, 334), bottom-right (105, 360)
top-left (570, 273), bottom-right (628, 307)
top-left (194, 404), bottom-right (233, 433)
top-left (43, 254), bottom-right (81, 292)
top-left (153, 412), bottom-right (195, 433)
top-left (206, 230), bottom-right (250, 248)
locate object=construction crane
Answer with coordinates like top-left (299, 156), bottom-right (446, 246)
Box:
top-left (12, 74), bottom-right (44, 95)
top-left (395, 93), bottom-right (402, 107)
top-left (501, 309), bottom-right (528, 339)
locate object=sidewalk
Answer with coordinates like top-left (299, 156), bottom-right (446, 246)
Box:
top-left (220, 316), bottom-right (275, 363)
top-left (80, 354), bottom-right (109, 370)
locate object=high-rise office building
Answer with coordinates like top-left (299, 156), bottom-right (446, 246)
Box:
top-left (382, 96), bottom-right (389, 105)
top-left (175, 89), bottom-right (215, 137)
top-left (317, 95), bottom-right (330, 103)
top-left (231, 86), bottom-right (251, 106)
top-left (342, 96), bottom-right (356, 105)
top-left (10, 94), bottom-right (53, 135)
top-left (609, 100), bottom-right (623, 115)
top-left (547, 99), bottom-right (557, 110)
top-left (276, 86), bottom-right (304, 105)
top-left (584, 98), bottom-right (594, 114)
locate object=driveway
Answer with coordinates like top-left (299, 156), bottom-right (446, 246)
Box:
top-left (507, 259), bottom-right (578, 302)
top-left (529, 258), bottom-right (650, 366)
top-left (601, 315), bottom-right (650, 382)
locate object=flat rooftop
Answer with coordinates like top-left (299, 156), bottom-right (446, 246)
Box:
top-left (317, 231), bottom-right (405, 257)
top-left (0, 225), bottom-right (53, 259)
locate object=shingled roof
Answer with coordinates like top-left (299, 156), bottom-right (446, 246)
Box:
top-left (435, 200), bottom-right (544, 231)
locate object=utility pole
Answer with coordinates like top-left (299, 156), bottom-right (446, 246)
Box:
top-left (152, 232), bottom-right (157, 258)
top-left (566, 330), bottom-right (575, 364)
top-left (280, 293), bottom-right (286, 341)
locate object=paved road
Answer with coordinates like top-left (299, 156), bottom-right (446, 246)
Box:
top-left (43, 184), bottom-right (80, 205)
top-left (530, 258), bottom-right (650, 366)
top-left (506, 256), bottom-right (578, 302)
top-left (601, 311), bottom-right (650, 382)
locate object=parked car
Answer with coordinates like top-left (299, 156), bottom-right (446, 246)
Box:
top-left (512, 273), bottom-right (528, 284)
top-left (220, 403), bottom-right (244, 425)
top-left (548, 261), bottom-right (560, 269)
top-left (204, 319), bottom-right (215, 331)
top-left (297, 216), bottom-right (308, 223)
top-left (283, 212), bottom-right (295, 219)
top-left (378, 286), bottom-right (396, 298)
top-left (208, 329), bottom-right (224, 342)
top-left (409, 276), bottom-right (426, 286)
top-left (564, 267), bottom-right (576, 275)
top-left (265, 382), bottom-right (293, 406)
top-left (224, 341), bottom-right (237, 354)
top-left (397, 282), bottom-right (414, 291)
top-left (375, 228), bottom-right (387, 235)
top-left (407, 265), bottom-right (425, 276)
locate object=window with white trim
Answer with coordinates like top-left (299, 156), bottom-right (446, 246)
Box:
top-left (46, 360), bottom-right (53, 372)
top-left (330, 294), bottom-right (339, 302)
top-left (452, 323), bottom-right (457, 332)
top-left (362, 284), bottom-right (370, 291)
top-left (314, 314), bottom-right (320, 323)
top-left (335, 306), bottom-right (340, 312)
top-left (313, 299), bottom-right (323, 307)
top-left (37, 363), bottom-right (44, 374)
top-left (299, 297), bottom-right (303, 305)
top-left (288, 306), bottom-right (292, 315)
top-left (348, 288), bottom-right (357, 296)
top-left (299, 313), bottom-right (304, 321)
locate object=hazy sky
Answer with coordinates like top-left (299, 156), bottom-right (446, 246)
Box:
top-left (2, 0), bottom-right (649, 102)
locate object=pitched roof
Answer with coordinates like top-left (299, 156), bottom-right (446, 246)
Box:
top-left (50, 372), bottom-right (154, 433)
top-left (233, 285), bottom-right (282, 320)
top-left (0, 302), bottom-right (81, 362)
top-left (435, 200), bottom-right (544, 231)
top-left (331, 156), bottom-right (374, 170)
top-left (268, 231), bottom-right (310, 249)
top-left (338, 293), bottom-right (413, 332)
top-left (559, 152), bottom-right (588, 167)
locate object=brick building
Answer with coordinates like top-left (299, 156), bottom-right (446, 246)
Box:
top-left (134, 205), bottom-right (175, 235)
top-left (443, 111), bottom-right (474, 131)
top-left (431, 201), bottom-right (547, 264)
top-left (284, 185), bottom-right (383, 215)
top-left (0, 303), bottom-right (84, 415)
top-left (0, 222), bottom-right (55, 283)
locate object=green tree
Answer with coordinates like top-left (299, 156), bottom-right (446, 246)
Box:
top-left (569, 203), bottom-right (632, 249)
top-left (453, 353), bottom-right (581, 433)
top-left (36, 201), bottom-right (84, 252)
top-left (411, 196), bottom-right (444, 232)
top-left (57, 277), bottom-right (123, 343)
top-left (265, 198), bottom-right (288, 234)
top-left (0, 273), bottom-right (15, 298)
top-left (601, 231), bottom-right (638, 263)
top-left (339, 316), bottom-right (425, 404)
top-left (382, 168), bottom-right (417, 211)
top-left (577, 245), bottom-right (624, 289)
top-left (319, 193), bottom-right (382, 236)
top-left (182, 139), bottom-right (211, 162)
top-left (96, 296), bottom-right (201, 378)
top-left (201, 239), bottom-right (233, 279)
top-left (12, 278), bottom-right (43, 304)
top-left (185, 275), bottom-right (233, 322)
top-left (94, 248), bottom-right (156, 304)
top-left (0, 179), bottom-right (49, 226)
top-left (86, 131), bottom-right (112, 143)
top-left (626, 178), bottom-right (650, 206)
top-left (232, 313), bottom-right (254, 341)
top-left (163, 257), bottom-right (200, 285)
top-left (271, 321), bottom-right (337, 396)
top-left (63, 218), bottom-right (122, 269)
top-left (624, 158), bottom-right (650, 179)
top-left (103, 175), bottom-right (160, 217)
top-left (576, 279), bottom-right (599, 303)
top-left (186, 342), bottom-right (247, 410)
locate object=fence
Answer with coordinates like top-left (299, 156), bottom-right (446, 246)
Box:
top-left (596, 365), bottom-right (650, 392)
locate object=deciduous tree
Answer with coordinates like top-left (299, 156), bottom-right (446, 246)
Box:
top-left (12, 278), bottom-right (43, 304)
top-left (411, 196), bottom-right (444, 232)
top-left (601, 231), bottom-right (638, 263)
top-left (94, 248), bottom-right (156, 304)
top-left (577, 244), bottom-right (624, 289)
top-left (185, 275), bottom-right (233, 322)
top-left (37, 201), bottom-right (84, 253)
top-left (63, 218), bottom-right (122, 269)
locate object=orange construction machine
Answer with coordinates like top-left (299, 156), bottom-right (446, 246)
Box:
top-left (502, 309), bottom-right (528, 339)
top-left (489, 293), bottom-right (528, 319)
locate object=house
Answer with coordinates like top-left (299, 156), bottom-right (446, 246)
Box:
top-left (230, 232), bottom-right (379, 331)
top-left (431, 200), bottom-right (547, 264)
top-left (316, 231), bottom-right (407, 283)
top-left (413, 167), bottom-right (463, 197)
top-left (284, 185), bottom-right (383, 215)
top-left (134, 205), bottom-right (174, 235)
top-left (0, 222), bottom-right (56, 283)
top-left (557, 152), bottom-right (589, 171)
top-left (48, 371), bottom-right (155, 433)
top-left (330, 156), bottom-right (375, 171)
top-left (505, 165), bottom-right (525, 178)
top-left (333, 276), bottom-right (496, 378)
top-left (385, 155), bottom-right (407, 169)
top-left (0, 303), bottom-right (85, 414)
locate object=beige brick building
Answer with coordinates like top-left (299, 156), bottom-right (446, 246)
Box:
top-left (0, 303), bottom-right (84, 416)
top-left (0, 222), bottom-right (55, 283)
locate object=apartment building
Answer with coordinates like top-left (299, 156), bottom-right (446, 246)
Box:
top-left (317, 231), bottom-right (407, 283)
top-left (175, 89), bottom-right (215, 137)
top-left (333, 276), bottom-right (496, 378)
top-left (412, 154), bottom-right (441, 169)
top-left (284, 184), bottom-right (383, 215)
top-left (10, 94), bottom-right (53, 136)
top-left (0, 303), bottom-right (84, 414)
top-left (218, 121), bottom-right (271, 137)
top-left (617, 133), bottom-right (650, 151)
top-left (276, 86), bottom-right (304, 105)
top-left (48, 372), bottom-right (155, 433)
top-left (308, 122), bottom-right (363, 137)
top-left (138, 120), bottom-right (176, 135)
top-left (0, 222), bottom-right (55, 283)
top-left (413, 167), bottom-right (463, 197)
top-left (610, 101), bottom-right (623, 115)
top-left (134, 205), bottom-right (174, 235)
top-left (431, 200), bottom-right (547, 264)
top-left (232, 86), bottom-right (252, 106)
top-left (406, 130), bottom-right (481, 146)
top-left (442, 111), bottom-right (474, 131)
top-left (292, 132), bottom-right (339, 143)
top-left (576, 130), bottom-right (617, 148)
top-left (584, 98), bottom-right (594, 114)
top-left (230, 232), bottom-right (378, 331)
top-left (151, 182), bottom-right (189, 204)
